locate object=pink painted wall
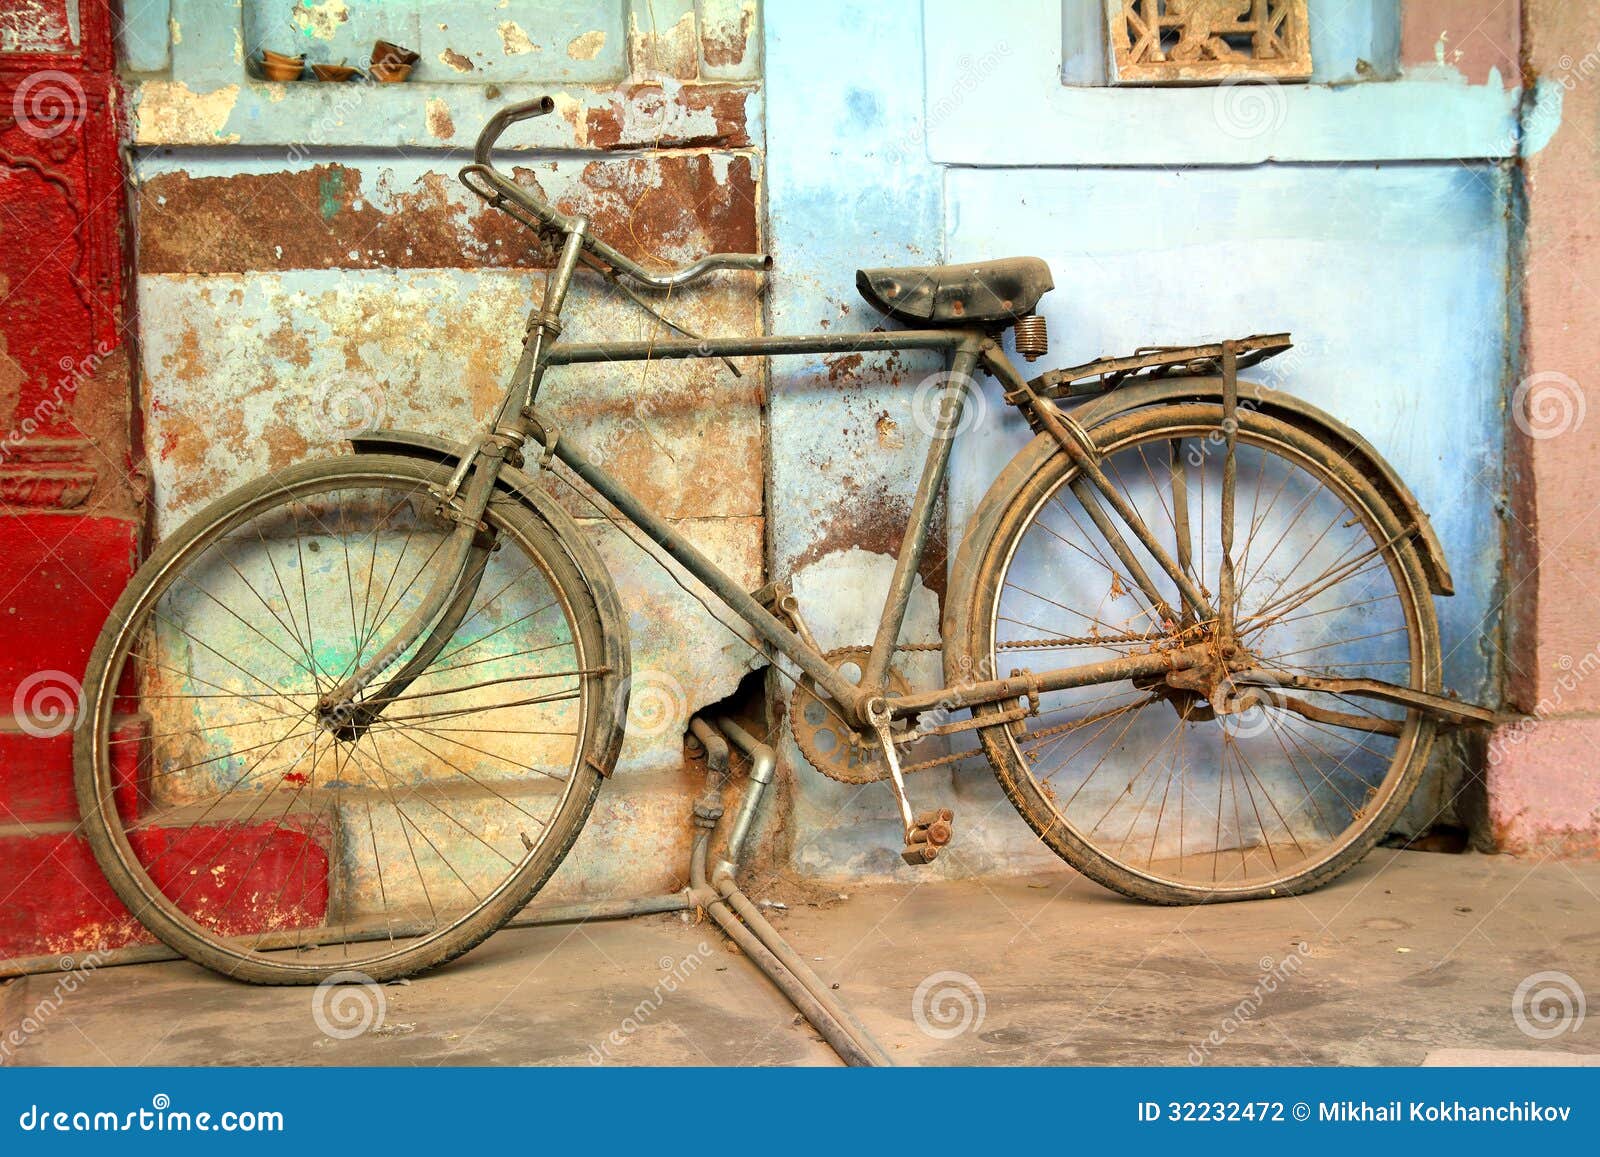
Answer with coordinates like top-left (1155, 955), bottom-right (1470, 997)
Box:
top-left (1401, 0), bottom-right (1521, 86)
top-left (1489, 0), bottom-right (1600, 855)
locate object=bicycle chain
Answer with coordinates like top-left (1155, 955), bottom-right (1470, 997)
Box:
top-left (895, 631), bottom-right (1162, 653)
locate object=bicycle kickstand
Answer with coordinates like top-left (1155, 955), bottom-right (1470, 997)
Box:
top-left (864, 698), bottom-right (955, 865)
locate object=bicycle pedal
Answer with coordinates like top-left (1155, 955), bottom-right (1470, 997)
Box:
top-left (902, 808), bottom-right (955, 865)
top-left (911, 808), bottom-right (954, 847)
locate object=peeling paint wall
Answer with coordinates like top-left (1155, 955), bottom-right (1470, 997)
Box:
top-left (121, 0), bottom-right (767, 913)
top-left (115, 0), bottom-right (1549, 922)
top-left (763, 0), bottom-right (1522, 876)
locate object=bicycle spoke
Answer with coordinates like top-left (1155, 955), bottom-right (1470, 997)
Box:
top-left (80, 466), bottom-right (602, 980)
top-left (983, 413), bottom-right (1429, 898)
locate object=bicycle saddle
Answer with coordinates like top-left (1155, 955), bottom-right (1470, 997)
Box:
top-left (855, 256), bottom-right (1054, 325)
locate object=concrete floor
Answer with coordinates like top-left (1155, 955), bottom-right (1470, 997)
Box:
top-left (4, 848), bottom-right (1598, 1066)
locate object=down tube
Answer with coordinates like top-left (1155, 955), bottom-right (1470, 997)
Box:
top-left (550, 435), bottom-right (864, 707)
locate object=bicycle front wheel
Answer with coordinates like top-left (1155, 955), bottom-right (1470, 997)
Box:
top-left (958, 404), bottom-right (1440, 903)
top-left (75, 454), bottom-right (618, 982)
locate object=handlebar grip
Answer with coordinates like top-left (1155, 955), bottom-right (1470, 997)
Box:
top-left (473, 95), bottom-right (556, 166)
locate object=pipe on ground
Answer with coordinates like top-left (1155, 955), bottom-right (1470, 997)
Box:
top-left (4, 717), bottom-right (892, 1067)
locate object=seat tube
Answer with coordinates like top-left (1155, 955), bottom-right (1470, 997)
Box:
top-left (861, 335), bottom-right (983, 699)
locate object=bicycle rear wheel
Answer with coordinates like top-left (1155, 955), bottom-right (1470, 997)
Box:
top-left (75, 454), bottom-right (617, 982)
top-left (957, 404), bottom-right (1440, 903)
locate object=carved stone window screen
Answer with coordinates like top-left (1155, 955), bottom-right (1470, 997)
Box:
top-left (1105, 0), bottom-right (1312, 84)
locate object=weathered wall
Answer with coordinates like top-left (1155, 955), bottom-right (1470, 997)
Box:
top-left (3, 0), bottom-right (1575, 963)
top-left (762, 0), bottom-right (1527, 877)
top-left (0, 0), bottom-right (145, 960)
top-left (1487, 0), bottom-right (1600, 856)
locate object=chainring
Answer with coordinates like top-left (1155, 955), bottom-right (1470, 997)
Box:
top-left (790, 647), bottom-right (921, 784)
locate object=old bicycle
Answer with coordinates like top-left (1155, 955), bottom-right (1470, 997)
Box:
top-left (74, 98), bottom-right (1496, 983)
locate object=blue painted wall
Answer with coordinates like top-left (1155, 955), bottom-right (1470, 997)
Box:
top-left (764, 0), bottom-right (1515, 871)
top-left (122, 0), bottom-right (1520, 883)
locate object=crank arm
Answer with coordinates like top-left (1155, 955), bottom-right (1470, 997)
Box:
top-left (1234, 670), bottom-right (1501, 728)
top-left (865, 698), bottom-right (954, 864)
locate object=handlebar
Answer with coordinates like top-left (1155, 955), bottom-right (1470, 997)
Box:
top-left (472, 94), bottom-right (556, 166)
top-left (464, 96), bottom-right (772, 290)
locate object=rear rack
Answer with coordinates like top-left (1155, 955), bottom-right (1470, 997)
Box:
top-left (1027, 333), bottom-right (1293, 400)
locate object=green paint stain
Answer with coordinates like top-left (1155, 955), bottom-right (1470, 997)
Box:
top-left (318, 170), bottom-right (344, 220)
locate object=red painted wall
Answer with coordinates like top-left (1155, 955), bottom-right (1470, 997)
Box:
top-left (0, 0), bottom-right (145, 960)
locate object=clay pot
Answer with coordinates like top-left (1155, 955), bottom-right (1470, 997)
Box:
top-left (311, 62), bottom-right (361, 82)
top-left (259, 49), bottom-right (305, 81)
top-left (369, 60), bottom-right (413, 83)
top-left (370, 39), bottom-right (419, 82)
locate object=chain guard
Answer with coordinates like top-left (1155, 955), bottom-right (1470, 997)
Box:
top-left (790, 647), bottom-right (924, 784)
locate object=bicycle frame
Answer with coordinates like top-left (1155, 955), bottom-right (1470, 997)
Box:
top-left (319, 219), bottom-right (1217, 734)
top-left (321, 116), bottom-right (1498, 740)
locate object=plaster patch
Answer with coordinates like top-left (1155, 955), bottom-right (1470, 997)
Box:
top-left (291, 0), bottom-right (350, 41)
top-left (568, 29), bottom-right (606, 61)
top-left (133, 81), bottom-right (242, 146)
top-left (425, 97), bottom-right (454, 140)
top-left (498, 20), bottom-right (538, 56)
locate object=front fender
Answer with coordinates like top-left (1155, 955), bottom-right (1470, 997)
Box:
top-left (1070, 377), bottom-right (1454, 596)
top-left (349, 428), bottom-right (630, 777)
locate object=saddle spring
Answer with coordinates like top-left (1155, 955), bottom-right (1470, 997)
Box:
top-left (1014, 313), bottom-right (1048, 362)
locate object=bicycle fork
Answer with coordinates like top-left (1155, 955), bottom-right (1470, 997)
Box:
top-left (318, 220), bottom-right (593, 730)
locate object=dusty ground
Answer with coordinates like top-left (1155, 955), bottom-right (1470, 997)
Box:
top-left (3, 849), bottom-right (1597, 1067)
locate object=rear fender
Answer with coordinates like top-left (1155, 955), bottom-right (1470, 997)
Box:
top-left (349, 429), bottom-right (630, 776)
top-left (1069, 377), bottom-right (1453, 596)
top-left (942, 378), bottom-right (1453, 693)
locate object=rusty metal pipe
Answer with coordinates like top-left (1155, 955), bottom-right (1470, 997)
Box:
top-left (680, 715), bottom-right (889, 1065)
top-left (686, 831), bottom-right (876, 1067)
top-left (712, 716), bottom-right (774, 868)
top-left (0, 893), bottom-right (696, 980)
top-left (700, 716), bottom-right (891, 1067)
